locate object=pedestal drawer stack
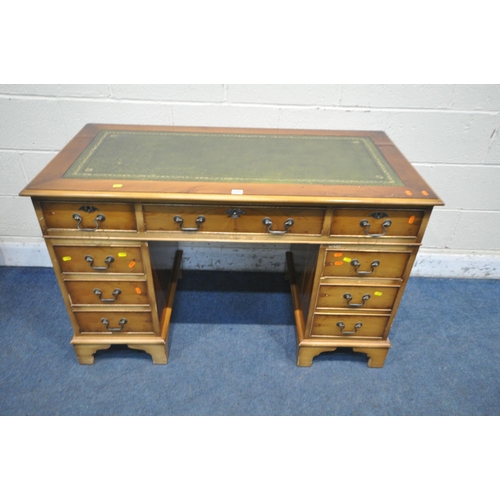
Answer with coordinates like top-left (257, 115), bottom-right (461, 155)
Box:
top-left (37, 200), bottom-right (165, 364)
top-left (295, 207), bottom-right (430, 367)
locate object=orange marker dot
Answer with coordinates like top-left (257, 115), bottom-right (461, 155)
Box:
top-left (405, 190), bottom-right (413, 196)
top-left (128, 261), bottom-right (136, 269)
top-left (334, 252), bottom-right (343, 257)
top-left (334, 261), bottom-right (344, 266)
top-left (422, 190), bottom-right (429, 196)
top-left (135, 287), bottom-right (142, 295)
top-left (408, 215), bottom-right (416, 224)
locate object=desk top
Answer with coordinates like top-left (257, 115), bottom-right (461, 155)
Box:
top-left (21, 124), bottom-right (443, 206)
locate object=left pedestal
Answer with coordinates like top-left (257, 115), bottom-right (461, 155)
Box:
top-left (43, 227), bottom-right (181, 364)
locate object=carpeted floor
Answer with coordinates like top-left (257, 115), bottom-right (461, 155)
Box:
top-left (0, 266), bottom-right (498, 415)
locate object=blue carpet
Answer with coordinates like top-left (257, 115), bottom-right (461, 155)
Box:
top-left (0, 266), bottom-right (498, 415)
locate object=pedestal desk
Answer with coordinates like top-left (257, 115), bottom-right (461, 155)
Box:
top-left (20, 124), bottom-right (443, 367)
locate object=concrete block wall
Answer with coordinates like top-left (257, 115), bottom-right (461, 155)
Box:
top-left (1, 84), bottom-right (499, 278)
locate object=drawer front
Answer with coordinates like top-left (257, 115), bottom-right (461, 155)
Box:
top-left (316, 284), bottom-right (399, 310)
top-left (74, 311), bottom-right (155, 334)
top-left (323, 250), bottom-right (411, 279)
top-left (330, 208), bottom-right (425, 239)
top-left (311, 314), bottom-right (389, 339)
top-left (53, 246), bottom-right (144, 274)
top-left (41, 202), bottom-right (136, 231)
top-left (144, 205), bottom-right (325, 235)
top-left (65, 280), bottom-right (150, 306)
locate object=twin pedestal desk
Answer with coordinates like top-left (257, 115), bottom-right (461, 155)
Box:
top-left (20, 125), bottom-right (442, 367)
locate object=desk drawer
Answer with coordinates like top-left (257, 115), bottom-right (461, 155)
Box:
top-left (316, 284), bottom-right (399, 310)
top-left (74, 311), bottom-right (155, 335)
top-left (311, 314), bottom-right (389, 339)
top-left (144, 205), bottom-right (325, 235)
top-left (53, 245), bottom-right (144, 274)
top-left (330, 208), bottom-right (424, 239)
top-left (323, 249), bottom-right (411, 279)
top-left (41, 202), bottom-right (136, 231)
top-left (65, 280), bottom-right (150, 306)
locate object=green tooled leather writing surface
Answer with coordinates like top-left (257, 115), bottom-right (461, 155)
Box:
top-left (63, 130), bottom-right (404, 186)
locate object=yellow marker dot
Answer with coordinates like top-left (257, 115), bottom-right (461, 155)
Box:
top-left (343, 257), bottom-right (352, 263)
top-left (118, 252), bottom-right (128, 257)
top-left (62, 256), bottom-right (72, 262)
top-left (374, 291), bottom-right (383, 297)
top-left (112, 184), bottom-right (123, 188)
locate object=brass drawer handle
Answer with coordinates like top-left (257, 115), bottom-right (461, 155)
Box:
top-left (94, 288), bottom-right (122, 303)
top-left (360, 219), bottom-right (392, 237)
top-left (263, 217), bottom-right (294, 234)
top-left (344, 293), bottom-right (371, 308)
top-left (85, 255), bottom-right (114, 271)
top-left (336, 321), bottom-right (362, 335)
top-left (101, 318), bottom-right (127, 332)
top-left (73, 213), bottom-right (106, 231)
top-left (173, 215), bottom-right (205, 231)
top-left (351, 259), bottom-right (379, 275)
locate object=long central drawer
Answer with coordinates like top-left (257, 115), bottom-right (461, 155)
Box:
top-left (143, 204), bottom-right (326, 235)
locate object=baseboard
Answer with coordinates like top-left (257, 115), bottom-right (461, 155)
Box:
top-left (0, 241), bottom-right (52, 267)
top-left (1, 241), bottom-right (499, 279)
top-left (411, 248), bottom-right (500, 279)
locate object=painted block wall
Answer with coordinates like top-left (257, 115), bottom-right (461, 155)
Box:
top-left (0, 84), bottom-right (499, 277)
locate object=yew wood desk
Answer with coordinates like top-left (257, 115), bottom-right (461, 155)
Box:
top-left (20, 124), bottom-right (443, 367)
